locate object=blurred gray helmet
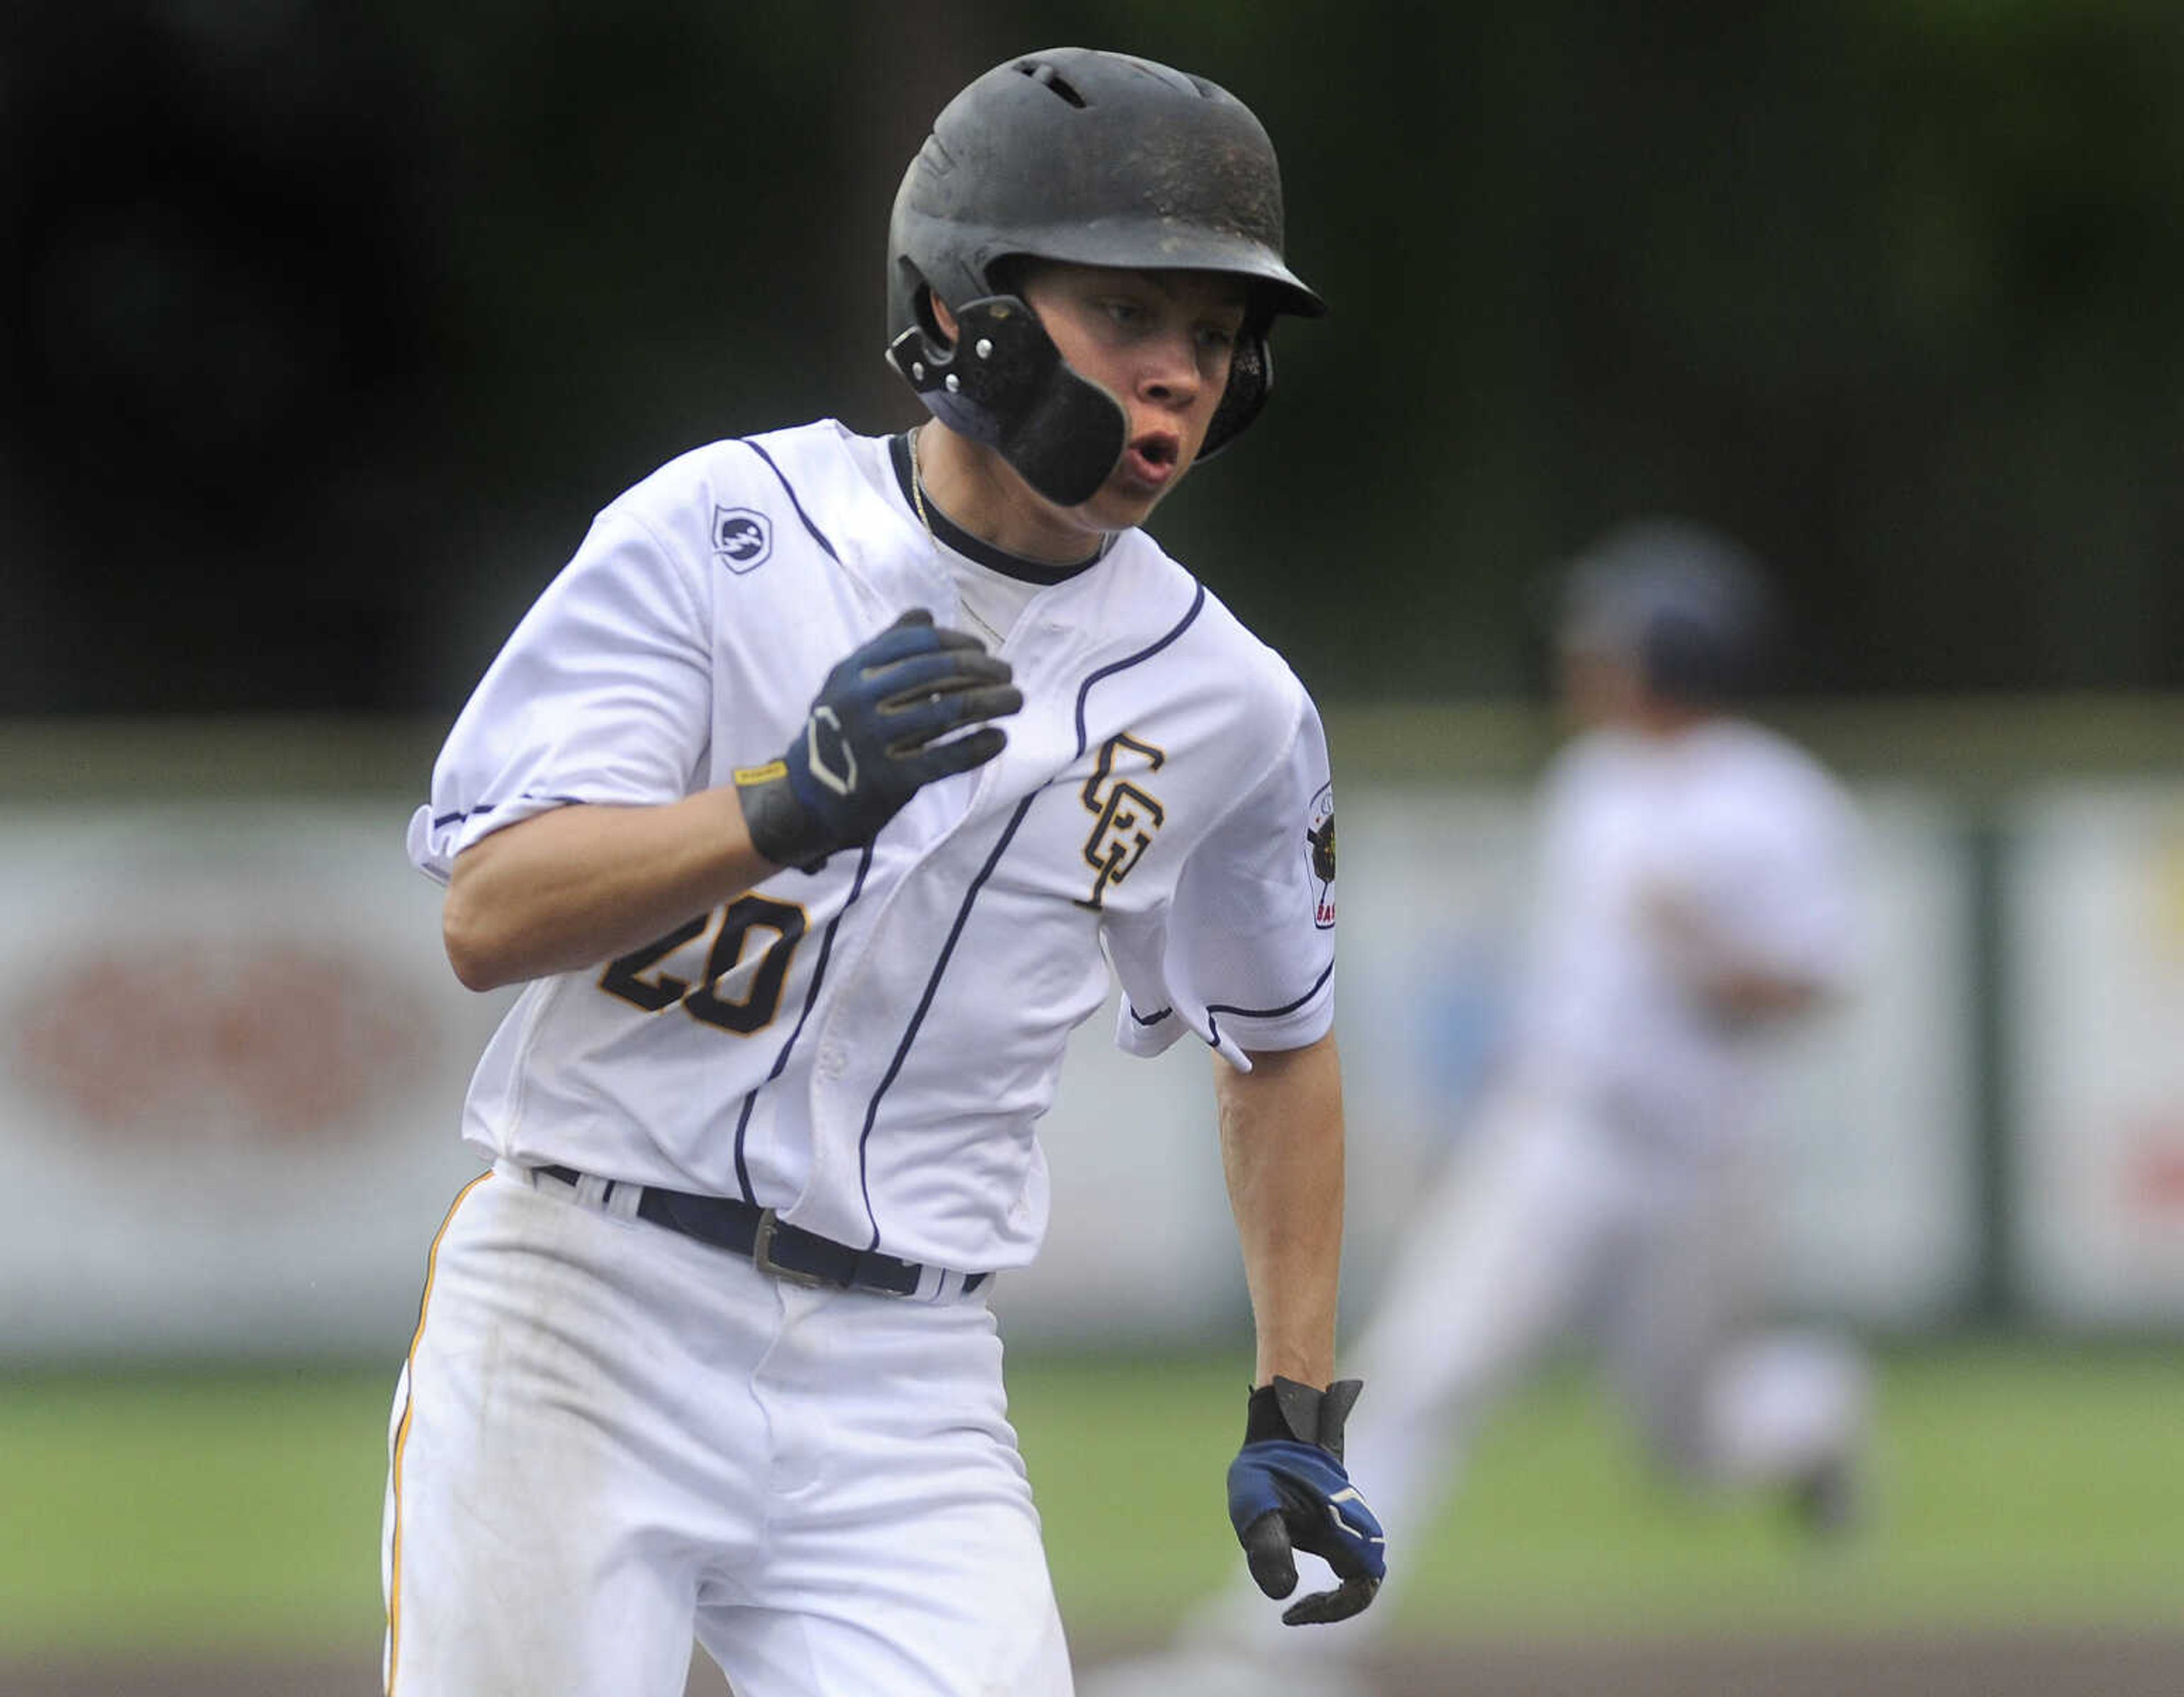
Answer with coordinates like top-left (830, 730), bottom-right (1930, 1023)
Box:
top-left (884, 47), bottom-right (1323, 506)
top-left (1557, 520), bottom-right (1780, 704)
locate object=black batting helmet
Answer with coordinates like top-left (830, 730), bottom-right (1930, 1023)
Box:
top-left (885, 48), bottom-right (1323, 506)
top-left (1556, 520), bottom-right (1780, 705)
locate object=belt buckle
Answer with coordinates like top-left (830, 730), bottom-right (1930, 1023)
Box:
top-left (750, 1207), bottom-right (837, 1290)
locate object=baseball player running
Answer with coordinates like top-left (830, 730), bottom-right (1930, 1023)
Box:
top-left (1089, 522), bottom-right (1869, 1695)
top-left (380, 47), bottom-right (1384, 1697)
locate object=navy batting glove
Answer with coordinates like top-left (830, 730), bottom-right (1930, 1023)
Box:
top-left (735, 609), bottom-right (1022, 870)
top-left (1227, 1376), bottom-right (1387, 1626)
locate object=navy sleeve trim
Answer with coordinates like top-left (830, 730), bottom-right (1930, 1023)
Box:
top-left (742, 438), bottom-right (842, 562)
top-left (1203, 958), bottom-right (1335, 1050)
top-left (1128, 1004), bottom-right (1173, 1027)
top-left (430, 792), bottom-right (589, 831)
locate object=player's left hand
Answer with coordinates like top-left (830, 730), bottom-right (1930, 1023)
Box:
top-left (1226, 1376), bottom-right (1386, 1625)
top-left (735, 608), bottom-right (1022, 871)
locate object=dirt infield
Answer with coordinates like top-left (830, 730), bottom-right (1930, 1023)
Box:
top-left (1313, 1628), bottom-right (2184, 1697)
top-left (1073, 1631), bottom-right (2184, 1697)
top-left (11, 1628), bottom-right (2184, 1697)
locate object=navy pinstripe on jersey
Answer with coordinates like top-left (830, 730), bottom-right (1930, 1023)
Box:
top-left (850, 584), bottom-right (1211, 1251)
top-left (411, 420), bottom-right (1334, 1274)
top-left (729, 841), bottom-right (876, 1203)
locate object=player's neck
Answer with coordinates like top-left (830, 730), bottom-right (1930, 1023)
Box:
top-left (911, 424), bottom-right (1108, 568)
top-left (1629, 701), bottom-right (1714, 739)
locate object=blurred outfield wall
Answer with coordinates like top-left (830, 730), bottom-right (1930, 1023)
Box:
top-left (0, 701), bottom-right (2179, 1360)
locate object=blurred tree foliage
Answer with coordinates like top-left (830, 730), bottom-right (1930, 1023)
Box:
top-left (1, 0), bottom-right (2178, 711)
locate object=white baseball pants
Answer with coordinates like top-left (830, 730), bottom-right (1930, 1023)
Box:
top-left (381, 1164), bottom-right (1073, 1696)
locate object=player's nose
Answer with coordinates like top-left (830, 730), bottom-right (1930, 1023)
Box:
top-left (1136, 328), bottom-right (1205, 408)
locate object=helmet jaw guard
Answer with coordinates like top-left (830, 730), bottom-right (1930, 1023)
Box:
top-left (886, 48), bottom-right (1320, 501)
top-left (884, 296), bottom-right (1127, 508)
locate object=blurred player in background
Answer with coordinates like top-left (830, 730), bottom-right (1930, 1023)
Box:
top-left (1090, 519), bottom-right (1869, 1695)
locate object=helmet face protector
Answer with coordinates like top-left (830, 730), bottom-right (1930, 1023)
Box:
top-left (888, 295), bottom-right (1133, 510)
top-left (886, 48), bottom-right (1322, 507)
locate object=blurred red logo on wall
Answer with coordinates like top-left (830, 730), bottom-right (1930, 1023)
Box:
top-left (2127, 1124), bottom-right (2184, 1219)
top-left (10, 936), bottom-right (433, 1143)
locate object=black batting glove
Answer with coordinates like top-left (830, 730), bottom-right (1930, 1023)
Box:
top-left (1226, 1376), bottom-right (1387, 1626)
top-left (734, 609), bottom-right (1022, 871)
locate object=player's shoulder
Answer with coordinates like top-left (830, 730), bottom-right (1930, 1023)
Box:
top-left (580, 419), bottom-right (897, 586)
top-left (1694, 718), bottom-right (1860, 838)
top-left (1702, 718), bottom-right (1846, 796)
top-left (1108, 532), bottom-right (1312, 714)
top-left (1542, 727), bottom-right (1632, 796)
top-left (607, 419), bottom-right (867, 519)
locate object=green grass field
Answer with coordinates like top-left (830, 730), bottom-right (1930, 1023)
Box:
top-left (2, 1342), bottom-right (2179, 1659)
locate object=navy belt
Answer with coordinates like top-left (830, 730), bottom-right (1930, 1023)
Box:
top-left (536, 1165), bottom-right (974, 1298)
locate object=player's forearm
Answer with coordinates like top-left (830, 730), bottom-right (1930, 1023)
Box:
top-left (1642, 882), bottom-right (1832, 1025)
top-left (1695, 965), bottom-right (1827, 1024)
top-left (441, 792), bottom-right (779, 991)
top-left (1215, 1030), bottom-right (1346, 1388)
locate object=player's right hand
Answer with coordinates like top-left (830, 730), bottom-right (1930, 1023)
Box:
top-left (1226, 1376), bottom-right (1387, 1625)
top-left (734, 609), bottom-right (1022, 871)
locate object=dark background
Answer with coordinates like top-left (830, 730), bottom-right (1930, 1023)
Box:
top-left (5, 0), bottom-right (2180, 716)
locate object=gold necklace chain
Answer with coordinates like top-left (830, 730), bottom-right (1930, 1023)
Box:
top-left (908, 424), bottom-right (939, 550)
top-left (908, 425), bottom-right (1006, 647)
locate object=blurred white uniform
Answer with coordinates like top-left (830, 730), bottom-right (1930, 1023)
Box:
top-left (1108, 711), bottom-right (1868, 1690)
top-left (1341, 719), bottom-right (1868, 1567)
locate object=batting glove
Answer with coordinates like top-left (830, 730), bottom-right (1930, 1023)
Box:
top-left (1226, 1376), bottom-right (1387, 1625)
top-left (735, 609), bottom-right (1022, 871)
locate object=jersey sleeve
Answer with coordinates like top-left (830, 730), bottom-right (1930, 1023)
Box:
top-left (1111, 694), bottom-right (1338, 1068)
top-left (406, 504), bottom-right (713, 885)
top-left (1680, 769), bottom-right (1862, 993)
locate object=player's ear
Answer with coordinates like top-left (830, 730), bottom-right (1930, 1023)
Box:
top-left (928, 292), bottom-right (960, 345)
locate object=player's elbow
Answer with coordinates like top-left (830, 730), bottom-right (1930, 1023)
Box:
top-left (441, 883), bottom-right (519, 992)
top-left (442, 916), bottom-right (502, 992)
top-left (1708, 968), bottom-right (1829, 1025)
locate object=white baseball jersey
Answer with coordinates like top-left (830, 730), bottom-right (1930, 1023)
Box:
top-left (1508, 718), bottom-right (1860, 1153)
top-left (408, 419), bottom-right (1337, 1276)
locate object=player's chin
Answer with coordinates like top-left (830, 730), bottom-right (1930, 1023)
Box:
top-left (1088, 462), bottom-right (1192, 528)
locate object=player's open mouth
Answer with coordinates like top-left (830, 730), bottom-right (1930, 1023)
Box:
top-left (1121, 432), bottom-right (1181, 487)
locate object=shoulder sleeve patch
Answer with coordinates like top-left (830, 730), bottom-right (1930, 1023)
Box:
top-left (1306, 781), bottom-right (1336, 929)
top-left (712, 505), bottom-right (773, 572)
